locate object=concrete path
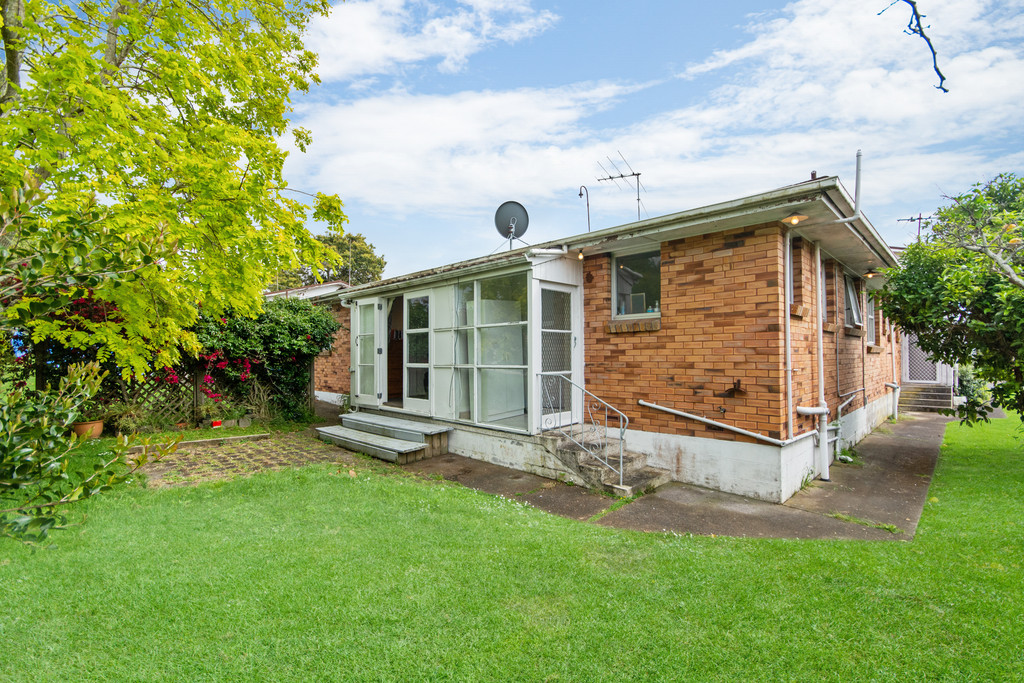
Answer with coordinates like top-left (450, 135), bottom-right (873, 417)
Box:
top-left (403, 411), bottom-right (954, 541)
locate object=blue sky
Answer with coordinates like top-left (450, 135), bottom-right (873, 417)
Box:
top-left (283, 0), bottom-right (1024, 278)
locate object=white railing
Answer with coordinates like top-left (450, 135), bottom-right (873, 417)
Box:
top-left (538, 374), bottom-right (628, 486)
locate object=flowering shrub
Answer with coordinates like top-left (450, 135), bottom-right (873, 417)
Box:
top-left (192, 298), bottom-right (339, 419)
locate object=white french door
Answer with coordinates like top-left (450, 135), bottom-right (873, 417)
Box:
top-left (352, 298), bottom-right (385, 408)
top-left (404, 291), bottom-right (431, 413)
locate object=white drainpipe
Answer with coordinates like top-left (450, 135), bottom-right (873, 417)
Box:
top-left (813, 243), bottom-right (830, 481)
top-left (887, 323), bottom-right (900, 419)
top-left (784, 230), bottom-right (794, 440)
top-left (828, 150), bottom-right (863, 225)
top-left (526, 246), bottom-right (568, 258)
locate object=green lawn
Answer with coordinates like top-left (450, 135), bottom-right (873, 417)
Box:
top-left (1, 418), bottom-right (1021, 681)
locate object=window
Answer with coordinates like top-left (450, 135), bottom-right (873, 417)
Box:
top-left (432, 271), bottom-right (529, 430)
top-left (819, 257), bottom-right (829, 320)
top-left (865, 296), bottom-right (876, 343)
top-left (844, 275), bottom-right (863, 327)
top-left (613, 250), bottom-right (661, 316)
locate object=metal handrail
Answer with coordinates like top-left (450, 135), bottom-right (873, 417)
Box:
top-left (538, 373), bottom-right (628, 486)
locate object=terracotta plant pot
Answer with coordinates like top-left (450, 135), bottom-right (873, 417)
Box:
top-left (71, 420), bottom-right (104, 439)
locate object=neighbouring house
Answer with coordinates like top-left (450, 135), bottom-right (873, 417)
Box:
top-left (315, 175), bottom-right (903, 503)
top-left (265, 279), bottom-right (352, 405)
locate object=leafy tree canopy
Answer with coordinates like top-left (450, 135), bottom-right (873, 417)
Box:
top-left (0, 0), bottom-right (346, 377)
top-left (877, 174), bottom-right (1024, 423)
top-left (272, 232), bottom-right (386, 290)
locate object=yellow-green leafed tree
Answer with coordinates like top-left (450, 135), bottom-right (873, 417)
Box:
top-left (0, 0), bottom-right (346, 376)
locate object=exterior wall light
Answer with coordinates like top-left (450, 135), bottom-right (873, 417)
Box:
top-left (783, 211), bottom-right (809, 226)
top-left (577, 250), bottom-right (585, 260)
top-left (864, 269), bottom-right (878, 279)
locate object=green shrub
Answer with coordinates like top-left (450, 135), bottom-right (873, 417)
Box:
top-left (955, 364), bottom-right (993, 422)
top-left (0, 362), bottom-right (176, 545)
top-left (193, 298), bottom-right (339, 420)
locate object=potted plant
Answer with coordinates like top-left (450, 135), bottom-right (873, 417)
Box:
top-left (102, 399), bottom-right (149, 436)
top-left (70, 397), bottom-right (105, 439)
top-left (197, 398), bottom-right (230, 428)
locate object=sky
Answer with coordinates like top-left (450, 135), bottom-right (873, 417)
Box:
top-left (282, 0), bottom-right (1024, 278)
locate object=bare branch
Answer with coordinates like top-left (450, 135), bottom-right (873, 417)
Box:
top-left (880, 0), bottom-right (948, 92)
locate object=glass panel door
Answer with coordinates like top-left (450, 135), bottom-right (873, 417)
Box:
top-left (539, 285), bottom-right (573, 427)
top-left (353, 299), bottom-right (383, 407)
top-left (404, 292), bottom-right (431, 413)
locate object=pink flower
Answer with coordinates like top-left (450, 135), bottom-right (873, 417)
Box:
top-left (216, 360), bottom-right (228, 369)
top-left (203, 374), bottom-right (213, 384)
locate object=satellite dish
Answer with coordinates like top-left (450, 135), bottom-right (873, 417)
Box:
top-left (494, 201), bottom-right (529, 239)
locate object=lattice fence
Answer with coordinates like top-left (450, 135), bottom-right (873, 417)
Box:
top-left (906, 335), bottom-right (938, 382)
top-left (118, 365), bottom-right (200, 426)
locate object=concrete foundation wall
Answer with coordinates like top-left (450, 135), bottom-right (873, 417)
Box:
top-left (624, 428), bottom-right (787, 502)
top-left (779, 435), bottom-right (819, 502)
top-left (836, 392), bottom-right (896, 453)
top-left (446, 423), bottom-right (588, 486)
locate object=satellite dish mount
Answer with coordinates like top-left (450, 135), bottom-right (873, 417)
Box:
top-left (494, 201), bottom-right (530, 251)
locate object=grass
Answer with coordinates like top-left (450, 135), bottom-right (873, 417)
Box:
top-left (827, 511), bottom-right (903, 534)
top-left (2, 418), bottom-right (1022, 680)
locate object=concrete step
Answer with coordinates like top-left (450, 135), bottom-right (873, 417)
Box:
top-left (900, 397), bottom-right (952, 407)
top-left (899, 404), bottom-right (952, 414)
top-left (341, 412), bottom-right (451, 458)
top-left (605, 465), bottom-right (673, 498)
top-left (316, 425), bottom-right (427, 464)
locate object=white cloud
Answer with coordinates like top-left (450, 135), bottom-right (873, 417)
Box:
top-left (306, 0), bottom-right (558, 83)
top-left (287, 0), bottom-right (1024, 275)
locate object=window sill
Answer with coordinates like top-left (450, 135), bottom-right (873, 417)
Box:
top-left (607, 318), bottom-right (661, 334)
top-left (822, 322), bottom-right (839, 334)
top-left (844, 325), bottom-right (866, 337)
top-left (790, 303), bottom-right (811, 319)
top-left (867, 344), bottom-right (884, 354)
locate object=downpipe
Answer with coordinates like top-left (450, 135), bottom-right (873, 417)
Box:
top-left (797, 405), bottom-right (831, 481)
top-left (885, 382), bottom-right (901, 420)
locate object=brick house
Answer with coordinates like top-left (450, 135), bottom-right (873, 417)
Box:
top-left (318, 175), bottom-right (901, 503)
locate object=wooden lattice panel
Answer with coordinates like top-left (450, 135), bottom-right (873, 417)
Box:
top-left (125, 366), bottom-right (197, 426)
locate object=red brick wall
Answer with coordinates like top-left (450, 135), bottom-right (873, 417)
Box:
top-left (583, 225), bottom-right (901, 445)
top-left (314, 302), bottom-right (351, 395)
top-left (584, 224), bottom-right (787, 443)
top-left (787, 242), bottom-right (900, 430)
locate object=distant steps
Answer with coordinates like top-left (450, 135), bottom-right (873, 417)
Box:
top-left (899, 384), bottom-right (953, 413)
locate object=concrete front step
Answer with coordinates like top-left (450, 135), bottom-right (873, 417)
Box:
top-left (342, 412), bottom-right (450, 458)
top-left (316, 425), bottom-right (426, 464)
top-left (564, 448), bottom-right (671, 497)
top-left (604, 465), bottom-right (673, 498)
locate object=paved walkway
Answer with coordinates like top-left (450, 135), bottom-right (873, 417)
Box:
top-left (143, 410), bottom-right (953, 540)
top-left (404, 411), bottom-right (953, 540)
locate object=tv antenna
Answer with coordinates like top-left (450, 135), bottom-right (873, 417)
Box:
top-left (597, 151), bottom-right (647, 221)
top-left (898, 213), bottom-right (933, 241)
top-left (493, 200), bottom-right (530, 252)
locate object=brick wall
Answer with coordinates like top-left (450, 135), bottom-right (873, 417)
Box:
top-left (583, 224), bottom-right (900, 446)
top-left (314, 302), bottom-right (351, 395)
top-left (788, 243), bottom-right (900, 430)
top-left (584, 224), bottom-right (787, 443)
